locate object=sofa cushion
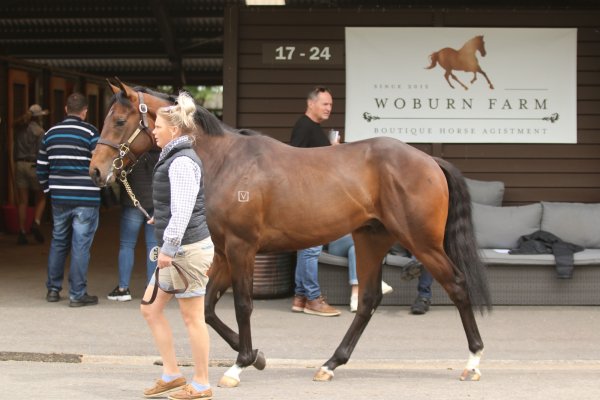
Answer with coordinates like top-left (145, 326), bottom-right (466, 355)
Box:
top-left (318, 251), bottom-right (349, 267)
top-left (541, 202), bottom-right (600, 248)
top-left (465, 178), bottom-right (505, 206)
top-left (472, 202), bottom-right (542, 249)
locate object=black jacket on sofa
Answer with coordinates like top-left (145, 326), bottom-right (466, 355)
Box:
top-left (509, 230), bottom-right (584, 279)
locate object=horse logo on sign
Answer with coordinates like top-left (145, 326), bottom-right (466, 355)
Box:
top-left (426, 35), bottom-right (494, 90)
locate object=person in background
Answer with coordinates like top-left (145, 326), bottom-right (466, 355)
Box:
top-left (410, 269), bottom-right (433, 315)
top-left (327, 234), bottom-right (393, 312)
top-left (107, 150), bottom-right (159, 302)
top-left (140, 92), bottom-right (214, 400)
top-left (13, 104), bottom-right (48, 245)
top-left (37, 93), bottom-right (101, 307)
top-left (289, 86), bottom-right (341, 317)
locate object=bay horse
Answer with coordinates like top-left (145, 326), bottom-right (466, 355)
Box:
top-left (89, 80), bottom-right (491, 387)
top-left (426, 35), bottom-right (494, 90)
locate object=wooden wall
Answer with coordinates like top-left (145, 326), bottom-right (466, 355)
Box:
top-left (223, 6), bottom-right (600, 205)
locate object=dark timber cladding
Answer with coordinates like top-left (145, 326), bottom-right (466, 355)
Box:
top-left (226, 6), bottom-right (600, 205)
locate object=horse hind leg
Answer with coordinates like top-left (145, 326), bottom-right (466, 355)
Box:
top-left (449, 72), bottom-right (469, 90)
top-left (444, 70), bottom-right (456, 89)
top-left (315, 229), bottom-right (395, 382)
top-left (411, 248), bottom-right (485, 381)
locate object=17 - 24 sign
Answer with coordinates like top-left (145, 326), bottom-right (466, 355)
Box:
top-left (262, 43), bottom-right (343, 65)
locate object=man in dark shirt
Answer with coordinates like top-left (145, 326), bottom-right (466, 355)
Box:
top-left (289, 86), bottom-right (341, 317)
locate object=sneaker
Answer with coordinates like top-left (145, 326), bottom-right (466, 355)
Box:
top-left (107, 286), bottom-right (132, 301)
top-left (46, 289), bottom-right (60, 302)
top-left (410, 296), bottom-right (431, 315)
top-left (17, 231), bottom-right (28, 245)
top-left (381, 280), bottom-right (394, 295)
top-left (31, 222), bottom-right (44, 243)
top-left (400, 259), bottom-right (423, 281)
top-left (304, 296), bottom-right (341, 317)
top-left (349, 294), bottom-right (358, 313)
top-left (144, 377), bottom-right (187, 398)
top-left (69, 293), bottom-right (99, 308)
top-left (168, 384), bottom-right (212, 400)
top-left (291, 294), bottom-right (306, 312)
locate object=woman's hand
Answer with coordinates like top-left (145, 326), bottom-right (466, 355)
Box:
top-left (157, 252), bottom-right (173, 269)
top-left (147, 217), bottom-right (155, 225)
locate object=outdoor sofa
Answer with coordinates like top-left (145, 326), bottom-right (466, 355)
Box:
top-left (318, 178), bottom-right (600, 306)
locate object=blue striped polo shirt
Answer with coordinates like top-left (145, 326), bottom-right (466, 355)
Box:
top-left (36, 116), bottom-right (101, 207)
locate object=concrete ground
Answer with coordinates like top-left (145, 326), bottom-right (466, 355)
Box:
top-left (1, 208), bottom-right (599, 399)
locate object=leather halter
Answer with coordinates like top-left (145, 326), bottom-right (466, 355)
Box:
top-left (96, 91), bottom-right (154, 175)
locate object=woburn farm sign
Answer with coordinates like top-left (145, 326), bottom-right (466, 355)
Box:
top-left (345, 28), bottom-right (577, 143)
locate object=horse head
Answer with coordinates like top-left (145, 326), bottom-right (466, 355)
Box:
top-left (474, 35), bottom-right (487, 57)
top-left (89, 78), bottom-right (173, 187)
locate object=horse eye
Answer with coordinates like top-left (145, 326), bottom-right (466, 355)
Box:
top-left (115, 118), bottom-right (126, 127)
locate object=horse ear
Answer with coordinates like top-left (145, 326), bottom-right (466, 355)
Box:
top-left (107, 78), bottom-right (122, 95)
top-left (113, 77), bottom-right (137, 102)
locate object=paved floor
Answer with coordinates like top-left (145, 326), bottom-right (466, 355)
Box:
top-left (1, 208), bottom-right (599, 399)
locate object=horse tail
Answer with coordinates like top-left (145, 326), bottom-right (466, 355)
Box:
top-left (434, 157), bottom-right (492, 314)
top-left (425, 52), bottom-right (438, 69)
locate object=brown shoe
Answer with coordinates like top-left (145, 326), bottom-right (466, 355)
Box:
top-left (168, 384), bottom-right (213, 400)
top-left (144, 377), bottom-right (186, 398)
top-left (291, 294), bottom-right (306, 312)
top-left (304, 296), bottom-right (341, 317)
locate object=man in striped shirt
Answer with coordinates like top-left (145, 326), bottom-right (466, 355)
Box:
top-left (37, 92), bottom-right (101, 307)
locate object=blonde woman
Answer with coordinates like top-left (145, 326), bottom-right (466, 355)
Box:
top-left (141, 92), bottom-right (214, 400)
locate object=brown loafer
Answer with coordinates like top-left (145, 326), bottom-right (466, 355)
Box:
top-left (291, 294), bottom-right (307, 312)
top-left (168, 384), bottom-right (213, 400)
top-left (144, 377), bottom-right (186, 398)
top-left (304, 296), bottom-right (341, 317)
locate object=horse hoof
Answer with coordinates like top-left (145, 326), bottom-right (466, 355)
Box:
top-left (218, 375), bottom-right (240, 388)
top-left (460, 368), bottom-right (481, 381)
top-left (253, 350), bottom-right (266, 370)
top-left (313, 367), bottom-right (334, 382)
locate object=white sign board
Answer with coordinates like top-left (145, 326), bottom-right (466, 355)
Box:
top-left (345, 28), bottom-right (577, 143)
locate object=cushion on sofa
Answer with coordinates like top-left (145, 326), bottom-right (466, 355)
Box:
top-left (541, 202), bottom-right (600, 248)
top-left (465, 178), bottom-right (505, 206)
top-left (472, 202), bottom-right (542, 249)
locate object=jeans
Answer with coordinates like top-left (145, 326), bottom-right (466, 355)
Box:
top-left (328, 235), bottom-right (357, 285)
top-left (417, 268), bottom-right (434, 299)
top-left (294, 245), bottom-right (323, 300)
top-left (118, 206), bottom-right (157, 288)
top-left (46, 205), bottom-right (99, 300)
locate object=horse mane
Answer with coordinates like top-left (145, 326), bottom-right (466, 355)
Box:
top-left (109, 84), bottom-right (254, 138)
top-left (236, 128), bottom-right (262, 136)
top-left (193, 104), bottom-right (227, 136)
top-left (109, 86), bottom-right (177, 108)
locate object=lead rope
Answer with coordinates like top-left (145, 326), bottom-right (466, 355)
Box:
top-left (118, 169), bottom-right (152, 220)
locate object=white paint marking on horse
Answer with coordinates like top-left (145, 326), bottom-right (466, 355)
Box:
top-left (238, 191), bottom-right (250, 202)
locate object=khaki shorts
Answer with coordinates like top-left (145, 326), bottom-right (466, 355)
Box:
top-left (15, 161), bottom-right (41, 190)
top-left (151, 236), bottom-right (214, 298)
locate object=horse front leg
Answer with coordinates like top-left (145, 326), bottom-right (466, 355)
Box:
top-left (205, 252), bottom-right (239, 350)
top-left (218, 245), bottom-right (266, 388)
top-left (477, 67), bottom-right (494, 89)
top-left (470, 72), bottom-right (478, 84)
top-left (314, 233), bottom-right (391, 381)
